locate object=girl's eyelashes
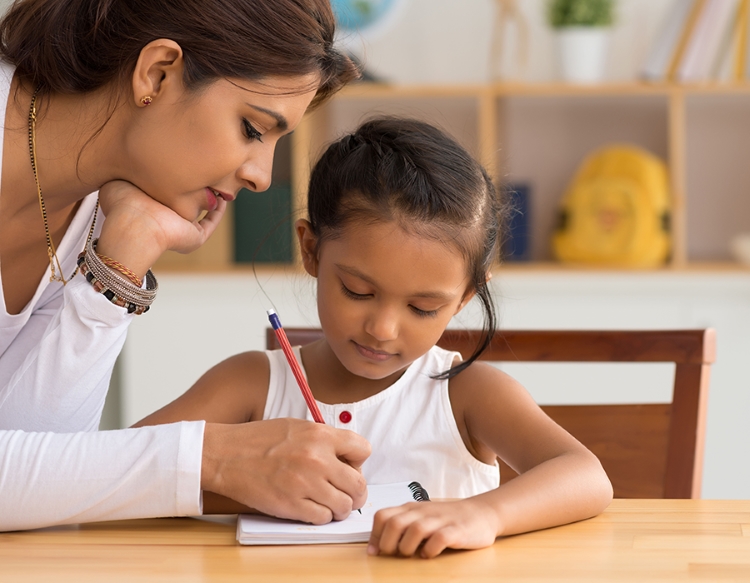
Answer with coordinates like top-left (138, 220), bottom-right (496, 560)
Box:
top-left (410, 305), bottom-right (439, 318)
top-left (242, 118), bottom-right (263, 142)
top-left (341, 281), bottom-right (440, 318)
top-left (340, 283), bottom-right (370, 300)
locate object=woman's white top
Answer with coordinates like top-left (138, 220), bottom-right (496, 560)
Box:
top-left (264, 345), bottom-right (500, 499)
top-left (0, 61), bottom-right (203, 531)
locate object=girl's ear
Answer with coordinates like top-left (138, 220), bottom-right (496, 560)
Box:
top-left (131, 39), bottom-right (184, 108)
top-left (295, 219), bottom-right (320, 277)
top-left (455, 288), bottom-right (476, 315)
top-left (454, 271), bottom-right (491, 314)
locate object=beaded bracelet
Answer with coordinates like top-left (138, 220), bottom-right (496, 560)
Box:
top-left (77, 239), bottom-right (157, 315)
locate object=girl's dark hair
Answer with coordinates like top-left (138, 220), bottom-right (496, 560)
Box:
top-left (307, 117), bottom-right (508, 379)
top-left (0, 0), bottom-right (357, 107)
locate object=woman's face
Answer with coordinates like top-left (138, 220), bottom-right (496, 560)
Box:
top-left (121, 74), bottom-right (319, 221)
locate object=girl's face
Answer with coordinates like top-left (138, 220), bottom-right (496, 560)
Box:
top-left (300, 219), bottom-right (474, 381)
top-left (120, 74), bottom-right (319, 221)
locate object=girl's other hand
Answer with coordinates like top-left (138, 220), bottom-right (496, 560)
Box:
top-left (368, 498), bottom-right (500, 559)
top-left (96, 180), bottom-right (227, 277)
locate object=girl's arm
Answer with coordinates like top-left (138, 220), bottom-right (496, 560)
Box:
top-left (369, 362), bottom-right (613, 558)
top-left (134, 351), bottom-right (272, 426)
top-left (134, 351), bottom-right (269, 514)
top-left (134, 352), bottom-right (372, 521)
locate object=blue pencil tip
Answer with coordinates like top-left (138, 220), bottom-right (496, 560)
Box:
top-left (267, 309), bottom-right (282, 330)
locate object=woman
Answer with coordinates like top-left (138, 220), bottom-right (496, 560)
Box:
top-left (0, 0), bottom-right (370, 531)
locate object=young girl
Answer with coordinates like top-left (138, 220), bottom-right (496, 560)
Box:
top-left (138, 117), bottom-right (613, 558)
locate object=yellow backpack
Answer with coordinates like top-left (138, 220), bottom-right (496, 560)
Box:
top-left (552, 145), bottom-right (671, 267)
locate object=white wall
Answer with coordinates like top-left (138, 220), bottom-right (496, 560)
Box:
top-left (122, 270), bottom-right (750, 500)
top-left (0, 0), bottom-right (674, 83)
top-left (351, 0), bottom-right (676, 84)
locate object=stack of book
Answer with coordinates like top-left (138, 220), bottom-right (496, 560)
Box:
top-left (641, 0), bottom-right (750, 83)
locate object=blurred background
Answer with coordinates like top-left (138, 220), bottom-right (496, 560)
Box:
top-left (6, 0), bottom-right (744, 499)
top-left (328, 0), bottom-right (669, 84)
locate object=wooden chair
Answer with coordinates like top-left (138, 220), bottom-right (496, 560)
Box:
top-left (266, 328), bottom-right (716, 499)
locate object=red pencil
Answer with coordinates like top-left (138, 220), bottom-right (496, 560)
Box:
top-left (267, 309), bottom-right (325, 424)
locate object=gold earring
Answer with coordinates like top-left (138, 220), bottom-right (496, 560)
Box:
top-left (140, 96), bottom-right (153, 106)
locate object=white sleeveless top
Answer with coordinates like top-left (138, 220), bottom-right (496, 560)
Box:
top-left (263, 345), bottom-right (499, 499)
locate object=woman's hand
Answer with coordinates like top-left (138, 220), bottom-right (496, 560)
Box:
top-left (96, 180), bottom-right (227, 277)
top-left (368, 498), bottom-right (500, 559)
top-left (201, 419), bottom-right (371, 525)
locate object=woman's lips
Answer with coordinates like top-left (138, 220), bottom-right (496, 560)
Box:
top-left (216, 188), bottom-right (235, 202)
top-left (353, 341), bottom-right (396, 362)
top-left (206, 187), bottom-right (236, 209)
top-left (205, 187), bottom-right (219, 211)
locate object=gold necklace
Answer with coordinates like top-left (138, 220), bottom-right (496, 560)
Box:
top-left (28, 86), bottom-right (99, 284)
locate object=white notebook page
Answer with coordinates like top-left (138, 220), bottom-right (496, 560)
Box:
top-left (236, 481), bottom-right (427, 545)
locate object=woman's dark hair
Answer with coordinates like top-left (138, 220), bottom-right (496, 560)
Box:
top-left (0, 0), bottom-right (357, 107)
top-left (307, 117), bottom-right (508, 379)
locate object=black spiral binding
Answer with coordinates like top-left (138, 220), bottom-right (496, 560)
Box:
top-left (408, 481), bottom-right (431, 502)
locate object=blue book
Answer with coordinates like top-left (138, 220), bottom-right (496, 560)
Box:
top-left (233, 184), bottom-right (293, 263)
top-left (503, 184), bottom-right (531, 261)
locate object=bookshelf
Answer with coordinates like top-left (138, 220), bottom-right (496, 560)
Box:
top-left (123, 86), bottom-right (750, 504)
top-left (154, 81), bottom-right (750, 273)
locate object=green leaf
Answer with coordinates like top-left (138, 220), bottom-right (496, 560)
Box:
top-left (547, 0), bottom-right (615, 28)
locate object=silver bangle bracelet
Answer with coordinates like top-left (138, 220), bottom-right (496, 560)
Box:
top-left (77, 238), bottom-right (158, 314)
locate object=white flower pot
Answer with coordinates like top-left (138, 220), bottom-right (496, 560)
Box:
top-left (556, 27), bottom-right (610, 84)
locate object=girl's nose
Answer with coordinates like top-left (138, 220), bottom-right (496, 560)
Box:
top-left (364, 308), bottom-right (399, 342)
top-left (238, 145), bottom-right (274, 192)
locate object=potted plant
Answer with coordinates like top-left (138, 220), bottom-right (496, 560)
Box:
top-left (547, 0), bottom-right (615, 83)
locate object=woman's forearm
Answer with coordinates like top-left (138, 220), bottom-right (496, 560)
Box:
top-left (0, 278), bottom-right (133, 432)
top-left (0, 422), bottom-right (203, 532)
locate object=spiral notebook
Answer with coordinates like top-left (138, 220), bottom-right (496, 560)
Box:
top-left (236, 481), bottom-right (430, 545)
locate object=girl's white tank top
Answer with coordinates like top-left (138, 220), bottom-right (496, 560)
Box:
top-left (263, 345), bottom-right (499, 499)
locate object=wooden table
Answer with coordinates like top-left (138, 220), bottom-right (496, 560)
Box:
top-left (2, 499), bottom-right (750, 582)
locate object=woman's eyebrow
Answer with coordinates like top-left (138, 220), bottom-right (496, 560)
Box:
top-left (247, 104), bottom-right (288, 131)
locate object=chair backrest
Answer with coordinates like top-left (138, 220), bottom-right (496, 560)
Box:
top-left (266, 328), bottom-right (715, 499)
